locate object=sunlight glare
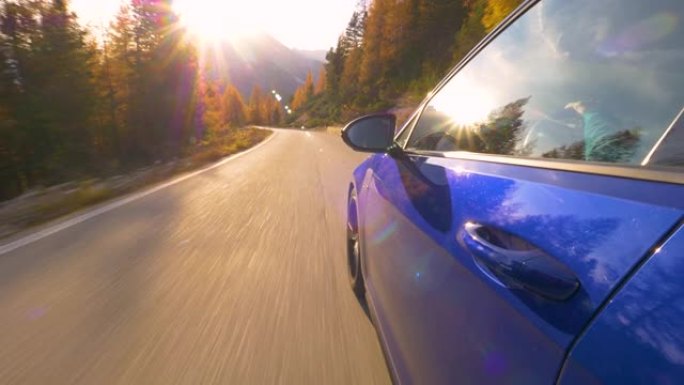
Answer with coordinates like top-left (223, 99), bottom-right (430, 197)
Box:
top-left (431, 76), bottom-right (496, 127)
top-left (173, 0), bottom-right (261, 42)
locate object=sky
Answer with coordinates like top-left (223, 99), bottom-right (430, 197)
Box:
top-left (70, 0), bottom-right (359, 50)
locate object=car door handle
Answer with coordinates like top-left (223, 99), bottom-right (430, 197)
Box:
top-left (461, 222), bottom-right (580, 301)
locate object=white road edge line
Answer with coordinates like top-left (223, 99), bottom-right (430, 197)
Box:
top-left (0, 130), bottom-right (278, 256)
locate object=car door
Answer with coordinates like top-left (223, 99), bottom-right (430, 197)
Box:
top-left (556, 96), bottom-right (684, 385)
top-left (358, 1), bottom-right (684, 384)
top-left (557, 225), bottom-right (684, 385)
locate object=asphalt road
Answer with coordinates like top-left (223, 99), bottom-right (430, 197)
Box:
top-left (0, 129), bottom-right (392, 385)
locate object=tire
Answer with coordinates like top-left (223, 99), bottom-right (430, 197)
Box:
top-left (347, 188), bottom-right (366, 298)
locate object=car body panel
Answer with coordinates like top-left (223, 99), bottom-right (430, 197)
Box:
top-left (558, 225), bottom-right (684, 385)
top-left (353, 152), bottom-right (683, 384)
top-left (344, 0), bottom-right (684, 382)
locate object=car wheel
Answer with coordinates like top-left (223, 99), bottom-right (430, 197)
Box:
top-left (347, 188), bottom-right (365, 298)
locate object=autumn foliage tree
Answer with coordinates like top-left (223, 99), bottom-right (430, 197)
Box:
top-left (482, 0), bottom-right (520, 32)
top-left (0, 0), bottom-right (259, 201)
top-left (196, 78), bottom-right (254, 138)
top-left (0, 0), bottom-right (523, 200)
top-left (223, 85), bottom-right (247, 128)
top-left (291, 70), bottom-right (314, 111)
top-left (303, 0), bottom-right (523, 123)
top-left (247, 85), bottom-right (266, 125)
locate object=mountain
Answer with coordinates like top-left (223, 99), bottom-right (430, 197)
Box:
top-left (294, 49), bottom-right (328, 62)
top-left (202, 33), bottom-right (324, 99)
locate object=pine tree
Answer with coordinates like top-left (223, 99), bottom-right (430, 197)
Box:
top-left (340, 47), bottom-right (362, 102)
top-left (344, 10), bottom-right (366, 50)
top-left (315, 68), bottom-right (326, 95)
top-left (102, 5), bottom-right (137, 157)
top-left (247, 85), bottom-right (265, 125)
top-left (259, 94), bottom-right (276, 125)
top-left (357, 0), bottom-right (388, 100)
top-left (291, 71), bottom-right (315, 111)
top-left (324, 38), bottom-right (345, 101)
top-left (0, 0), bottom-right (43, 197)
top-left (127, 0), bottom-right (197, 157)
top-left (270, 102), bottom-right (282, 126)
top-left (200, 81), bottom-right (225, 138)
top-left (34, 0), bottom-right (98, 173)
top-left (223, 85), bottom-right (246, 128)
top-left (304, 70), bottom-right (314, 100)
top-left (453, 0), bottom-right (488, 63)
top-left (416, 0), bottom-right (466, 80)
top-left (0, 0), bottom-right (204, 200)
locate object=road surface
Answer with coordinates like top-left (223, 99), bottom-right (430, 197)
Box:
top-left (0, 129), bottom-right (392, 385)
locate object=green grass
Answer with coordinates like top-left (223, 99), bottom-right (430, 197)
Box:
top-left (188, 128), bottom-right (271, 166)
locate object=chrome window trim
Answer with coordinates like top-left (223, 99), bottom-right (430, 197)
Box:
top-left (394, 108), bottom-right (422, 147)
top-left (405, 149), bottom-right (684, 185)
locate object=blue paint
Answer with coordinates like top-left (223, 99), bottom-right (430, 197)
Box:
top-left (343, 0), bottom-right (684, 383)
top-left (559, 227), bottom-right (684, 385)
top-left (353, 152), bottom-right (681, 384)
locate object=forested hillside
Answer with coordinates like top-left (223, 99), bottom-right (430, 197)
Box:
top-left (0, 0), bottom-right (282, 201)
top-left (291, 0), bottom-right (522, 124)
top-left (0, 0), bottom-right (523, 201)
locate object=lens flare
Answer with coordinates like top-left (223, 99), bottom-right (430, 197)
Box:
top-left (372, 220), bottom-right (399, 245)
top-left (598, 12), bottom-right (679, 56)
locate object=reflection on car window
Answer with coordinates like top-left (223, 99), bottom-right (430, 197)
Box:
top-left (395, 111), bottom-right (420, 147)
top-left (407, 0), bottom-right (684, 170)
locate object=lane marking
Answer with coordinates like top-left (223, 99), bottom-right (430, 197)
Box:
top-left (0, 131), bottom-right (279, 256)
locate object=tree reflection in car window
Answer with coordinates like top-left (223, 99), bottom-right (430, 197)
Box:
top-left (407, 0), bottom-right (684, 169)
top-left (411, 97), bottom-right (532, 156)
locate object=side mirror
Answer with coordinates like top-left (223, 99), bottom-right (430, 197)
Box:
top-left (341, 113), bottom-right (396, 153)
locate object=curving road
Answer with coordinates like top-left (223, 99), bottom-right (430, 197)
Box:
top-left (0, 129), bottom-right (391, 385)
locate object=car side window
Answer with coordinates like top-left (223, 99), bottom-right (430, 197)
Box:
top-left (407, 0), bottom-right (684, 170)
top-left (646, 111), bottom-right (684, 168)
top-left (395, 110), bottom-right (420, 148)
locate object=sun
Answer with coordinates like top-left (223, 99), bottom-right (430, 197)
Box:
top-left (173, 0), bottom-right (261, 43)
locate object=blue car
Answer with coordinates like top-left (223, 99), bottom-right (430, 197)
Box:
top-left (341, 0), bottom-right (684, 384)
